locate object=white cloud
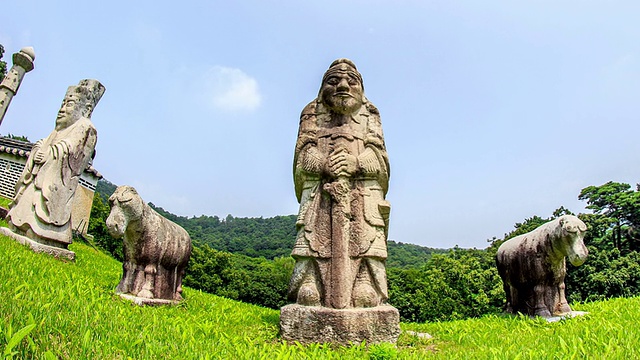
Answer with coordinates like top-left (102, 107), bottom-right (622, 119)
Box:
top-left (204, 66), bottom-right (262, 112)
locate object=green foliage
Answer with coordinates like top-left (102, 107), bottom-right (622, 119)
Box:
top-left (147, 202), bottom-right (439, 264)
top-left (184, 245), bottom-right (237, 297)
top-left (86, 175), bottom-right (640, 323)
top-left (389, 248), bottom-right (503, 322)
top-left (579, 181), bottom-right (640, 252)
top-left (4, 232), bottom-right (640, 358)
top-left (405, 298), bottom-right (640, 359)
top-left (561, 181), bottom-right (640, 303)
top-left (0, 196), bottom-right (11, 208)
top-left (152, 205), bottom-right (299, 260)
top-left (87, 193), bottom-right (122, 261)
top-left (5, 134), bottom-right (29, 142)
top-left (184, 244), bottom-right (294, 309)
top-left (0, 45), bottom-right (6, 83)
top-left (94, 178), bottom-right (117, 201)
top-left (566, 248), bottom-right (640, 303)
top-left (387, 240), bottom-right (446, 268)
top-left (3, 323), bottom-right (36, 359)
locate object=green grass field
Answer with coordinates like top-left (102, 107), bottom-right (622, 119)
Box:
top-left (1, 231), bottom-right (639, 359)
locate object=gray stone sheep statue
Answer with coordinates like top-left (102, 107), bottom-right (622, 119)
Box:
top-left (106, 185), bottom-right (192, 302)
top-left (496, 215), bottom-right (588, 317)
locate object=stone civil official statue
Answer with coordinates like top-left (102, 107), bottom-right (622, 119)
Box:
top-left (5, 79), bottom-right (103, 255)
top-left (289, 58), bottom-right (391, 309)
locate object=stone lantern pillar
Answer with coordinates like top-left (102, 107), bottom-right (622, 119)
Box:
top-left (0, 47), bottom-right (36, 126)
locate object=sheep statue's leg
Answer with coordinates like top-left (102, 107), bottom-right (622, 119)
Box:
top-left (137, 264), bottom-right (157, 299)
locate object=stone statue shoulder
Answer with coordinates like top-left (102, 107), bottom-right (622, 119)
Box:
top-left (364, 100), bottom-right (379, 116)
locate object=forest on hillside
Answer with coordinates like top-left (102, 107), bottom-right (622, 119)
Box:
top-left (88, 179), bottom-right (640, 322)
top-left (92, 179), bottom-right (445, 266)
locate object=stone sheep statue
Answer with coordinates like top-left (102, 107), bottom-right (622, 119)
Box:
top-left (496, 215), bottom-right (588, 317)
top-left (106, 185), bottom-right (192, 302)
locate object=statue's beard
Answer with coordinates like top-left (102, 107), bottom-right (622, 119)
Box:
top-left (324, 95), bottom-right (362, 115)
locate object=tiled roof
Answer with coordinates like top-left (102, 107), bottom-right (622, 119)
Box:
top-left (0, 136), bottom-right (102, 178)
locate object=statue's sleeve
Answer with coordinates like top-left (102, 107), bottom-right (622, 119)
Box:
top-left (293, 101), bottom-right (321, 202)
top-left (66, 122), bottom-right (97, 177)
top-left (359, 103), bottom-right (389, 194)
top-left (41, 120), bottom-right (97, 224)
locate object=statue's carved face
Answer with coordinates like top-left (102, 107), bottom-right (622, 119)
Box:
top-left (55, 94), bottom-right (82, 130)
top-left (320, 70), bottom-right (364, 115)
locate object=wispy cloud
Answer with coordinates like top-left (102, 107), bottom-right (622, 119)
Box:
top-left (203, 66), bottom-right (262, 112)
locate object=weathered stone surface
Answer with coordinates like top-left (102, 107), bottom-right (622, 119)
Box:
top-left (0, 47), bottom-right (35, 126)
top-left (282, 58), bottom-right (398, 345)
top-left (118, 293), bottom-right (179, 306)
top-left (404, 330), bottom-right (433, 339)
top-left (4, 79), bottom-right (103, 259)
top-left (544, 310), bottom-right (588, 323)
top-left (496, 215), bottom-right (589, 317)
top-left (0, 226), bottom-right (75, 260)
top-left (280, 304), bottom-right (400, 345)
top-left (106, 185), bottom-right (192, 302)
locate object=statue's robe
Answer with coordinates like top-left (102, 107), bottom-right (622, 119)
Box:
top-left (291, 98), bottom-right (390, 305)
top-left (8, 117), bottom-right (97, 246)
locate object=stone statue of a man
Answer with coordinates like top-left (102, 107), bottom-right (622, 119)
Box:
top-left (281, 59), bottom-right (399, 345)
top-left (3, 79), bottom-right (104, 259)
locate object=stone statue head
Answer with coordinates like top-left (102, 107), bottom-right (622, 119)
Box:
top-left (55, 79), bottom-right (105, 130)
top-left (319, 59), bottom-right (364, 115)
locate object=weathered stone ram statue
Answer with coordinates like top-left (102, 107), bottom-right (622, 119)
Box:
top-left (496, 214), bottom-right (588, 317)
top-left (106, 185), bottom-right (192, 302)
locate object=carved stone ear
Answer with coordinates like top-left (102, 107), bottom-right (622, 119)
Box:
top-left (118, 187), bottom-right (137, 203)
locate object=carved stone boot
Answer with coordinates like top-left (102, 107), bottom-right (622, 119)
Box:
top-left (297, 278), bottom-right (321, 306)
top-left (352, 272), bottom-right (379, 308)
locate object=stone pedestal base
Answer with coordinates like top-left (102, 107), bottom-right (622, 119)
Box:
top-left (0, 226), bottom-right (75, 261)
top-left (544, 311), bottom-right (589, 323)
top-left (118, 293), bottom-right (179, 306)
top-left (280, 304), bottom-right (400, 345)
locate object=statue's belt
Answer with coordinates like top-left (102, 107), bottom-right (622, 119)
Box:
top-left (317, 131), bottom-right (363, 141)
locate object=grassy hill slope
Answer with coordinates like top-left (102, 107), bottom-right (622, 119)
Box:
top-left (2, 232), bottom-right (640, 359)
top-left (0, 233), bottom-right (430, 359)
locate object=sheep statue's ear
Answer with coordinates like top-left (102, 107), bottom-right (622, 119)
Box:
top-left (117, 186), bottom-right (138, 203)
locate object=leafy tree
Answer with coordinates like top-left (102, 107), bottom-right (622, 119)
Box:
top-left (183, 244), bottom-right (240, 298)
top-left (387, 240), bottom-right (446, 268)
top-left (87, 192), bottom-right (122, 261)
top-left (566, 248), bottom-right (640, 303)
top-left (84, 178), bottom-right (121, 260)
top-left (0, 44), bottom-right (7, 82)
top-left (184, 246), bottom-right (294, 309)
top-left (579, 181), bottom-right (640, 252)
top-left (388, 248), bottom-right (503, 322)
top-left (95, 178), bottom-right (117, 201)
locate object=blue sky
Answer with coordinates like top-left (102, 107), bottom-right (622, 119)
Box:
top-left (2, 1), bottom-right (639, 248)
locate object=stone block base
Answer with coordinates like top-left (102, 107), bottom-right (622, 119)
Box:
top-left (280, 304), bottom-right (400, 345)
top-left (0, 227), bottom-right (75, 261)
top-left (118, 293), bottom-right (179, 306)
